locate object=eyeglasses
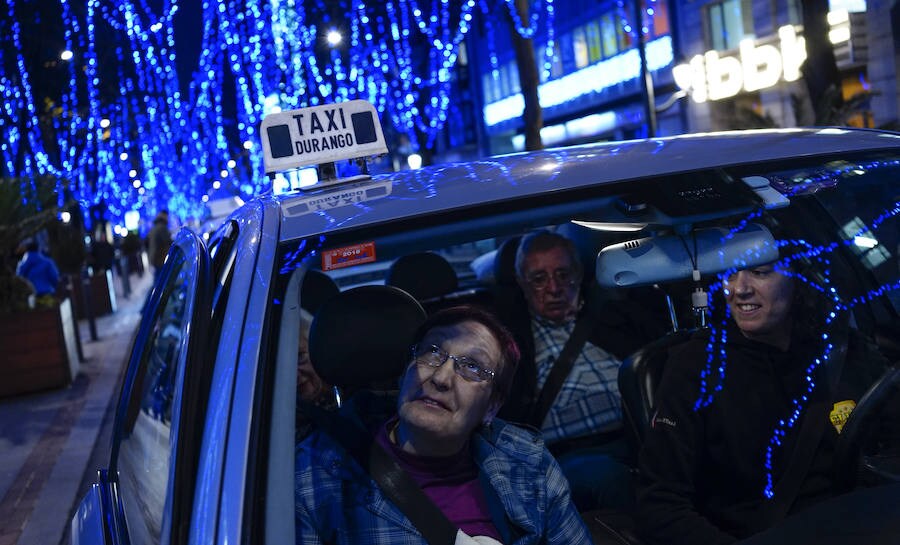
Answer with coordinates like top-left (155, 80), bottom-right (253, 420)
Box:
top-left (524, 269), bottom-right (578, 291)
top-left (410, 344), bottom-right (496, 383)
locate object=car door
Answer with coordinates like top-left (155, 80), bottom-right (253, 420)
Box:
top-left (71, 229), bottom-right (212, 545)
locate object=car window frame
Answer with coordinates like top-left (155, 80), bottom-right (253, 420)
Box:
top-left (107, 229), bottom-right (212, 545)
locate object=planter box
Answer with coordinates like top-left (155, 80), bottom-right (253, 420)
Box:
top-left (71, 269), bottom-right (118, 319)
top-left (0, 298), bottom-right (80, 398)
top-left (126, 252), bottom-right (145, 276)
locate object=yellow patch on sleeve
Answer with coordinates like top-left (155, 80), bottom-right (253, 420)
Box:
top-left (829, 400), bottom-right (857, 434)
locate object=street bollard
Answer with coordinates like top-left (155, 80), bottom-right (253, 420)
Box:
top-left (68, 275), bottom-right (86, 362)
top-left (81, 267), bottom-right (99, 341)
top-left (119, 255), bottom-right (132, 299)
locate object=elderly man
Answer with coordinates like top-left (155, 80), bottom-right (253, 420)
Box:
top-left (295, 305), bottom-right (591, 544)
top-left (495, 230), bottom-right (638, 511)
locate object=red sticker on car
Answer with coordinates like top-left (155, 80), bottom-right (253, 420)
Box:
top-left (322, 242), bottom-right (377, 271)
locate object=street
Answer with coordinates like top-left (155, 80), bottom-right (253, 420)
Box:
top-left (0, 271), bottom-right (152, 545)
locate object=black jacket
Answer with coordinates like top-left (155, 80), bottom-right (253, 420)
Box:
top-left (636, 323), bottom-right (889, 545)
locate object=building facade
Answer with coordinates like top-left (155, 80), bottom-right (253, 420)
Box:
top-left (671, 0), bottom-right (886, 131)
top-left (456, 0), bottom-right (900, 160)
top-left (467, 0), bottom-right (686, 155)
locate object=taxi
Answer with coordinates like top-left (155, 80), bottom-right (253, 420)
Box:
top-left (70, 100), bottom-right (900, 545)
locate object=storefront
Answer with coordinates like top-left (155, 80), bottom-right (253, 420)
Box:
top-left (672, 0), bottom-right (874, 131)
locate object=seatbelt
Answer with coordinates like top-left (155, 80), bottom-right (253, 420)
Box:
top-left (478, 469), bottom-right (522, 544)
top-left (302, 401), bottom-right (458, 545)
top-left (762, 322), bottom-right (849, 525)
top-left (529, 314), bottom-right (594, 428)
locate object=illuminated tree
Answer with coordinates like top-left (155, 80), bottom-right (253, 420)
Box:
top-left (1, 0), bottom-right (561, 221)
top-left (507, 0), bottom-right (544, 151)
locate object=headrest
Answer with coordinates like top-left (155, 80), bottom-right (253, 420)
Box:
top-left (385, 252), bottom-right (458, 301)
top-left (309, 285), bottom-right (426, 388)
top-left (300, 269), bottom-right (340, 315)
top-left (493, 236), bottom-right (521, 287)
top-left (556, 223), bottom-right (602, 282)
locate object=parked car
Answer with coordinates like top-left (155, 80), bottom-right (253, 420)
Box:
top-left (71, 104), bottom-right (900, 545)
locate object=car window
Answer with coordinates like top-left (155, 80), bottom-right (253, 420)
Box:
top-left (114, 244), bottom-right (201, 545)
top-left (274, 151), bottom-right (899, 543)
top-left (209, 220), bottom-right (239, 314)
top-left (812, 170), bottom-right (900, 315)
top-left (730, 155), bottom-right (900, 323)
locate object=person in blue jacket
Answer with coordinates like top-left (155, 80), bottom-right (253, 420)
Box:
top-left (17, 240), bottom-right (60, 298)
top-left (295, 305), bottom-right (593, 545)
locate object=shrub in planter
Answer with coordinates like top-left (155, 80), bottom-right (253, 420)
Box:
top-left (0, 274), bottom-right (34, 314)
top-left (0, 176), bottom-right (80, 396)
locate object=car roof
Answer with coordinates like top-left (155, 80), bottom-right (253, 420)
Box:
top-left (271, 128), bottom-right (900, 242)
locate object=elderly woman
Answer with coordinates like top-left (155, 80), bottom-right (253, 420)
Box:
top-left (295, 305), bottom-right (592, 545)
top-left (296, 309), bottom-right (335, 439)
top-left (636, 259), bottom-right (893, 545)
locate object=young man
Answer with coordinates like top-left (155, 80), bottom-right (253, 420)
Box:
top-left (637, 261), bottom-right (895, 544)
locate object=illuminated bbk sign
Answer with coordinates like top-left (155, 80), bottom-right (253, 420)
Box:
top-left (673, 11), bottom-right (851, 103)
top-left (673, 26), bottom-right (806, 103)
top-left (260, 100), bottom-right (388, 175)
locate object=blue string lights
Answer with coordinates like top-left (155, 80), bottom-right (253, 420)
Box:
top-left (5, 0), bottom-right (503, 226)
top-left (3, 0), bottom-right (653, 227)
top-left (500, 0), bottom-right (555, 79)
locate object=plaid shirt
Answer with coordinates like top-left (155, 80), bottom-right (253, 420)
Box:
top-left (532, 316), bottom-right (623, 444)
top-left (295, 411), bottom-right (592, 545)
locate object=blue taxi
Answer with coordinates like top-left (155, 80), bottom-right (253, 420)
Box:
top-left (71, 101), bottom-right (900, 545)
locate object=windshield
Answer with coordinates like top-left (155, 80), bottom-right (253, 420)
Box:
top-left (269, 150), bottom-right (899, 544)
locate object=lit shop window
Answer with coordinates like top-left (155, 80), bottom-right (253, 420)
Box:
top-left (550, 41), bottom-right (564, 79)
top-left (648, 0), bottom-right (670, 36)
top-left (706, 0), bottom-right (752, 51)
top-left (601, 14), bottom-right (619, 58)
top-left (573, 26), bottom-right (590, 69)
top-left (617, 4), bottom-right (635, 50)
top-left (586, 21), bottom-right (603, 63)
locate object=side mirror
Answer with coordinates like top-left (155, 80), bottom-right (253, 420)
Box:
top-left (595, 223), bottom-right (778, 287)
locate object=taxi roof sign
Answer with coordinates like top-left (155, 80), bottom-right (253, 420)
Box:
top-left (260, 100), bottom-right (388, 175)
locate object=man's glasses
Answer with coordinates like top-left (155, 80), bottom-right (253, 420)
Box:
top-left (524, 269), bottom-right (578, 291)
top-left (410, 344), bottom-right (495, 383)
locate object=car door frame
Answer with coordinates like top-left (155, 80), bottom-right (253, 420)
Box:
top-left (72, 228), bottom-right (212, 545)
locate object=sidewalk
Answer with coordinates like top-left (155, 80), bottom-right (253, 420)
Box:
top-left (0, 270), bottom-right (154, 545)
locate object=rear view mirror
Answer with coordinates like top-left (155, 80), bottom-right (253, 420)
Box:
top-left (595, 223), bottom-right (778, 287)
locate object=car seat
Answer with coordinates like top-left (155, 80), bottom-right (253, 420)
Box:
top-left (301, 269), bottom-right (340, 315)
top-left (493, 236), bottom-right (521, 287)
top-left (386, 252), bottom-right (459, 303)
top-left (488, 236), bottom-right (539, 424)
top-left (617, 330), bottom-right (694, 461)
top-left (309, 285), bottom-right (426, 391)
top-left (489, 236), bottom-right (529, 333)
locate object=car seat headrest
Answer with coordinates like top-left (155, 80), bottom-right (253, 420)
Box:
top-left (386, 252), bottom-right (458, 301)
top-left (556, 223), bottom-right (603, 282)
top-left (493, 236), bottom-right (522, 287)
top-left (301, 269), bottom-right (340, 315)
top-left (309, 285), bottom-right (427, 388)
